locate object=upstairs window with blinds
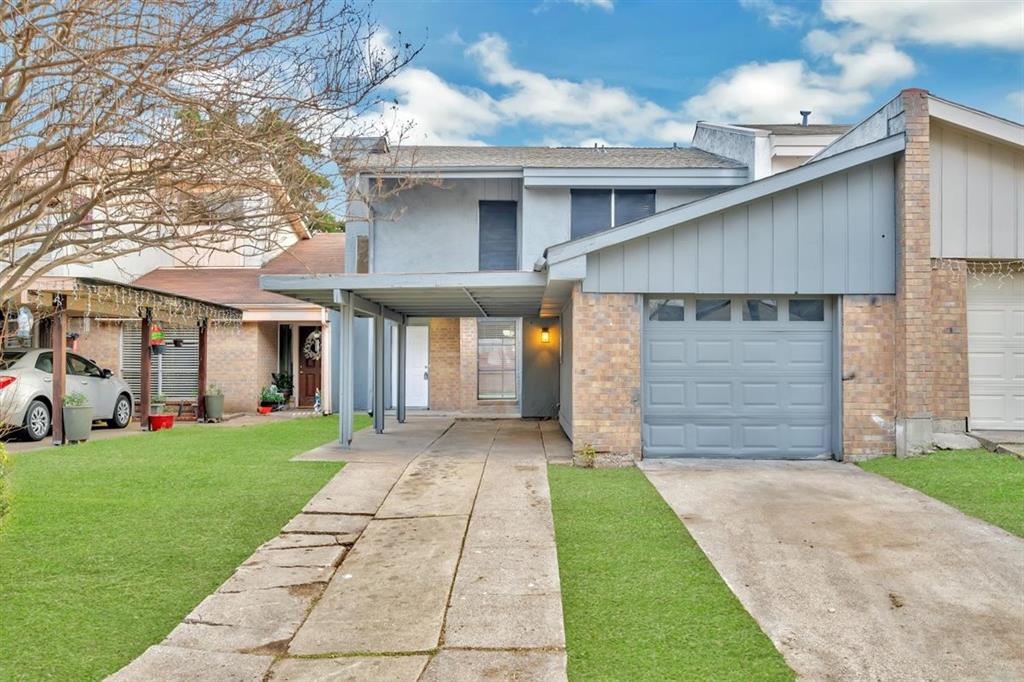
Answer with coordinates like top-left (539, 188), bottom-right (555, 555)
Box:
top-left (479, 201), bottom-right (518, 271)
top-left (570, 189), bottom-right (656, 239)
top-left (477, 320), bottom-right (517, 400)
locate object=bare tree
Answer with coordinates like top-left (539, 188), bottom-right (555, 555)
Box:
top-left (0, 0), bottom-right (420, 300)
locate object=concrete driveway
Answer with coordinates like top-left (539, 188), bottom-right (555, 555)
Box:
top-left (642, 459), bottom-right (1024, 681)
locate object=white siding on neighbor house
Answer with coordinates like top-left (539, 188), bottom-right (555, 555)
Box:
top-left (372, 179), bottom-right (523, 273)
top-left (930, 121), bottom-right (1024, 259)
top-left (583, 158), bottom-right (896, 295)
top-left (558, 295), bottom-right (573, 438)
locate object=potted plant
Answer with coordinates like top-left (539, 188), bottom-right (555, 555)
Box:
top-left (204, 384), bottom-right (225, 422)
top-left (150, 393), bottom-right (168, 415)
top-left (272, 372), bottom-right (293, 404)
top-left (258, 386), bottom-right (285, 414)
top-left (62, 392), bottom-right (92, 443)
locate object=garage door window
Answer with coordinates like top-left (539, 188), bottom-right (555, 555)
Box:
top-left (696, 299), bottom-right (731, 321)
top-left (646, 298), bottom-right (685, 321)
top-left (789, 299), bottom-right (825, 321)
top-left (742, 298), bottom-right (778, 321)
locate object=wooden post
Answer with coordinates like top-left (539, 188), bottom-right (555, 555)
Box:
top-left (396, 323), bottom-right (407, 424)
top-left (197, 318), bottom-right (208, 421)
top-left (51, 296), bottom-right (67, 446)
top-left (140, 308), bottom-right (152, 429)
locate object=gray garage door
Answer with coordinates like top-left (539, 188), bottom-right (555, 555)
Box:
top-left (643, 296), bottom-right (834, 459)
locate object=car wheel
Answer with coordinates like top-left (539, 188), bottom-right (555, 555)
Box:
top-left (111, 394), bottom-right (132, 429)
top-left (24, 399), bottom-right (51, 441)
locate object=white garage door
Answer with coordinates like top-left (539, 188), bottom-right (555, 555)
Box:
top-left (967, 274), bottom-right (1024, 430)
top-left (643, 296), bottom-right (834, 459)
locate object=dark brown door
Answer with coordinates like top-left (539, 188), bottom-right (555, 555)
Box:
top-left (297, 326), bottom-right (322, 407)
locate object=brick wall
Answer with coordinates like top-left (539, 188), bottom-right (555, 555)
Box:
top-left (569, 286), bottom-right (642, 459)
top-left (893, 89), bottom-right (934, 453)
top-left (930, 260), bottom-right (969, 426)
top-left (842, 295), bottom-right (896, 459)
top-left (208, 321), bottom-right (281, 413)
top-left (70, 319), bottom-right (122, 374)
top-left (428, 318), bottom-right (460, 410)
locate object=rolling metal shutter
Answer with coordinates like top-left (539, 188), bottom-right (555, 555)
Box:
top-left (121, 325), bottom-right (200, 399)
top-left (642, 296), bottom-right (833, 459)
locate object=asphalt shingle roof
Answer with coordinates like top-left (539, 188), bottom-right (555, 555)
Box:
top-left (734, 123), bottom-right (853, 135)
top-left (357, 145), bottom-right (745, 170)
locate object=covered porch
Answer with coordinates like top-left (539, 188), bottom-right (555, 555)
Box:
top-left (10, 276), bottom-right (241, 443)
top-left (261, 271), bottom-right (565, 447)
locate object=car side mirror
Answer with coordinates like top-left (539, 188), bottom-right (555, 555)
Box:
top-left (101, 368), bottom-right (113, 379)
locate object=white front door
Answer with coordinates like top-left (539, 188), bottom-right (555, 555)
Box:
top-left (967, 274), bottom-right (1024, 430)
top-left (405, 325), bottom-right (429, 408)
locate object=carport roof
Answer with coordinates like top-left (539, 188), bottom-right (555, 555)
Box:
top-left (260, 271), bottom-right (549, 318)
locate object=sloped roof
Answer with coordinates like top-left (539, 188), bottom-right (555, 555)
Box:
top-left (133, 233), bottom-right (345, 307)
top-left (357, 145), bottom-right (745, 171)
top-left (734, 123), bottom-right (853, 136)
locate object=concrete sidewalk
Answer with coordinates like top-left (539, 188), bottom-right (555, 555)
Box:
top-left (642, 458), bottom-right (1024, 682)
top-left (110, 417), bottom-right (568, 682)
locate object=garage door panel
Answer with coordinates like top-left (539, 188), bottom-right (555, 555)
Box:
top-left (643, 296), bottom-right (833, 458)
top-left (968, 275), bottom-right (1024, 431)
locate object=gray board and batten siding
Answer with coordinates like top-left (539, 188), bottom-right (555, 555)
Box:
top-left (583, 158), bottom-right (897, 296)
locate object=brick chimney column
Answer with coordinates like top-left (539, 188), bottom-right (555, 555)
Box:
top-left (894, 88), bottom-right (934, 456)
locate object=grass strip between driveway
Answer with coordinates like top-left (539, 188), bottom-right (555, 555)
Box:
top-left (0, 415), bottom-right (370, 681)
top-left (859, 449), bottom-right (1024, 537)
top-left (548, 465), bottom-right (793, 682)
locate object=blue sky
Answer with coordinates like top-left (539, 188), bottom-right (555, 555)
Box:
top-left (366, 0), bottom-right (1024, 146)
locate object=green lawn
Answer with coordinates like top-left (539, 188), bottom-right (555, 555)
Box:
top-left (0, 415), bottom-right (369, 681)
top-left (859, 449), bottom-right (1024, 537)
top-left (548, 466), bottom-right (793, 682)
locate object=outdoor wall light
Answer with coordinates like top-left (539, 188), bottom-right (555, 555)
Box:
top-left (541, 327), bottom-right (550, 343)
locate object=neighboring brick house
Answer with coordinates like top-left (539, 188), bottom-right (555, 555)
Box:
top-left (68, 234), bottom-right (349, 415)
top-left (265, 90), bottom-right (1023, 461)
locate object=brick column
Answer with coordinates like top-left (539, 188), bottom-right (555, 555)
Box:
top-left (570, 285), bottom-right (642, 463)
top-left (929, 260), bottom-right (969, 431)
top-left (427, 318), bottom-right (460, 411)
top-left (842, 295), bottom-right (897, 459)
top-left (894, 88), bottom-right (934, 456)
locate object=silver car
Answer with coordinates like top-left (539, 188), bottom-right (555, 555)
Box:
top-left (0, 349), bottom-right (134, 441)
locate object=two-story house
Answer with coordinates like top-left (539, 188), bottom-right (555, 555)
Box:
top-left (264, 89), bottom-right (1023, 462)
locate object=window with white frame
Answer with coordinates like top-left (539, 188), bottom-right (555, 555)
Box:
top-left (477, 320), bottom-right (516, 400)
top-left (570, 189), bottom-right (656, 239)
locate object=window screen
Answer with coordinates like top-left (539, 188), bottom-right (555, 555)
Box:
top-left (570, 190), bottom-right (611, 239)
top-left (477, 320), bottom-right (516, 400)
top-left (614, 190), bottom-right (656, 225)
top-left (479, 201), bottom-right (518, 271)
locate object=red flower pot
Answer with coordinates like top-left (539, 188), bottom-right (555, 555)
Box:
top-left (257, 406), bottom-right (272, 415)
top-left (148, 414), bottom-right (175, 431)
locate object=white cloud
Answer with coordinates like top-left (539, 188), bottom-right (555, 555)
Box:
top-left (570, 0), bottom-right (614, 10)
top-left (822, 0), bottom-right (1024, 50)
top-left (684, 41), bottom-right (915, 123)
top-left (378, 67), bottom-right (500, 145)
top-left (739, 0), bottom-right (804, 27)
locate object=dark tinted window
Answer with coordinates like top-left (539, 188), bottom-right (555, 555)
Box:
top-left (789, 299), bottom-right (825, 322)
top-left (478, 201), bottom-right (518, 271)
top-left (646, 299), bottom-right (685, 321)
top-left (696, 299), bottom-right (732, 321)
top-left (742, 299), bottom-right (778, 321)
top-left (34, 352), bottom-right (53, 373)
top-left (614, 190), bottom-right (656, 225)
top-left (0, 352), bottom-right (25, 370)
top-left (570, 189), bottom-right (611, 239)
